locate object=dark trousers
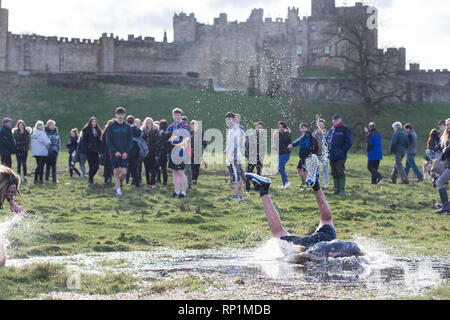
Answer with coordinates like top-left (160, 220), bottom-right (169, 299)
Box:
top-left (330, 159), bottom-right (346, 179)
top-left (1, 154), bottom-right (12, 168)
top-left (34, 156), bottom-right (47, 181)
top-left (158, 154), bottom-right (168, 185)
top-left (143, 153), bottom-right (158, 186)
top-left (192, 164), bottom-right (201, 182)
top-left (16, 151), bottom-right (28, 176)
top-left (45, 155), bottom-right (58, 182)
top-left (127, 148), bottom-right (140, 187)
top-left (368, 160), bottom-right (382, 184)
top-left (68, 153), bottom-right (81, 177)
top-left (87, 151), bottom-right (100, 183)
top-left (103, 154), bottom-right (113, 183)
top-left (246, 161), bottom-right (263, 190)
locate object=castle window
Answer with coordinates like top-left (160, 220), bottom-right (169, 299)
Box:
top-left (312, 48), bottom-right (318, 56)
top-left (297, 45), bottom-right (302, 56)
top-left (311, 25), bottom-right (317, 31)
top-left (324, 45), bottom-right (330, 55)
top-left (298, 26), bottom-right (303, 32)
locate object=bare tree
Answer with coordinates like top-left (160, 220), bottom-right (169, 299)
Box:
top-left (321, 7), bottom-right (406, 125)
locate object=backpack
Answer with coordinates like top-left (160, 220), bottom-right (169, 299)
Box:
top-left (133, 136), bottom-right (149, 159)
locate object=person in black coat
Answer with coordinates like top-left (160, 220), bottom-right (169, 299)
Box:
top-left (126, 116), bottom-right (142, 188)
top-left (142, 117), bottom-right (161, 188)
top-left (158, 120), bottom-right (171, 186)
top-left (101, 119), bottom-right (115, 185)
top-left (12, 120), bottom-right (31, 182)
top-left (0, 118), bottom-right (15, 168)
top-left (82, 117), bottom-right (103, 184)
top-left (275, 121), bottom-right (292, 189)
top-left (67, 128), bottom-right (82, 177)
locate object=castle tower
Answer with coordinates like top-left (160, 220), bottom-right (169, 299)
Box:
top-left (311, 0), bottom-right (336, 16)
top-left (173, 12), bottom-right (197, 43)
top-left (0, 0), bottom-right (8, 71)
top-left (100, 33), bottom-right (115, 73)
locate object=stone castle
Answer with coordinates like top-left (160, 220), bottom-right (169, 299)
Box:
top-left (0, 0), bottom-right (448, 102)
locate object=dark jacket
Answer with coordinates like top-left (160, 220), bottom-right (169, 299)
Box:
top-left (428, 135), bottom-right (442, 153)
top-left (144, 127), bottom-right (161, 157)
top-left (245, 129), bottom-right (266, 163)
top-left (82, 127), bottom-right (102, 153)
top-left (327, 123), bottom-right (353, 161)
top-left (406, 130), bottom-right (418, 154)
top-left (277, 130), bottom-right (292, 155)
top-left (390, 129), bottom-right (409, 155)
top-left (441, 141), bottom-right (450, 169)
top-left (129, 125), bottom-right (142, 158)
top-left (367, 128), bottom-right (383, 161)
top-left (291, 130), bottom-right (318, 160)
top-left (78, 134), bottom-right (88, 155)
top-left (106, 120), bottom-right (133, 155)
top-left (159, 131), bottom-right (172, 158)
top-left (67, 136), bottom-right (78, 154)
top-left (0, 125), bottom-right (15, 156)
top-left (12, 127), bottom-right (32, 154)
top-left (45, 127), bottom-right (60, 153)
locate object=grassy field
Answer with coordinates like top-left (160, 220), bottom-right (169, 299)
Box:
top-left (0, 73), bottom-right (449, 152)
top-left (0, 73), bottom-right (449, 299)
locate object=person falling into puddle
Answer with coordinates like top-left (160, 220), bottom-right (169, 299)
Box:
top-left (245, 172), bottom-right (363, 263)
top-left (0, 165), bottom-right (26, 266)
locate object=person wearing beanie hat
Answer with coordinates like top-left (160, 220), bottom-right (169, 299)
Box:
top-left (244, 172), bottom-right (363, 260)
top-left (365, 122), bottom-right (383, 184)
top-left (0, 118), bottom-right (15, 168)
top-left (389, 121), bottom-right (409, 184)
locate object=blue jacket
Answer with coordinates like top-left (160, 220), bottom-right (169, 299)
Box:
top-left (390, 129), bottom-right (409, 155)
top-left (366, 128), bottom-right (383, 161)
top-left (292, 130), bottom-right (318, 160)
top-left (327, 123), bottom-right (352, 161)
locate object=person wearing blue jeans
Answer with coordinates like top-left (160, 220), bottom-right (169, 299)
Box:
top-left (404, 123), bottom-right (423, 182)
top-left (275, 121), bottom-right (291, 189)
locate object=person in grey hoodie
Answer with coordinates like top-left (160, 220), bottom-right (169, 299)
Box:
top-left (404, 123), bottom-right (423, 182)
top-left (31, 121), bottom-right (51, 183)
top-left (44, 120), bottom-right (61, 183)
top-left (389, 122), bottom-right (409, 184)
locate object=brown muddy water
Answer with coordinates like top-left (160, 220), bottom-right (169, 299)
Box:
top-left (4, 235), bottom-right (449, 300)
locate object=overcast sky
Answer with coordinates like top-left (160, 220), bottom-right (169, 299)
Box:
top-left (2, 0), bottom-right (449, 70)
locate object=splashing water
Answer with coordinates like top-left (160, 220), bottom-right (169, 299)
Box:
top-left (0, 214), bottom-right (25, 265)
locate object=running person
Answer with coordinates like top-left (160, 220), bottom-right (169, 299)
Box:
top-left (245, 172), bottom-right (362, 260)
top-left (106, 107), bottom-right (133, 197)
top-left (225, 112), bottom-right (245, 201)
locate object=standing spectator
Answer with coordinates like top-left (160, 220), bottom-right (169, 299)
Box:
top-left (31, 121), bottom-right (50, 184)
top-left (167, 108), bottom-right (190, 198)
top-left (126, 115), bottom-right (142, 188)
top-left (158, 120), bottom-right (170, 186)
top-left (67, 128), bottom-right (82, 177)
top-left (142, 117), bottom-right (161, 189)
top-left (225, 112), bottom-right (245, 201)
top-left (190, 120), bottom-right (207, 185)
top-left (134, 118), bottom-right (143, 184)
top-left (389, 122), bottom-right (409, 184)
top-left (12, 120), bottom-right (31, 183)
top-left (78, 131), bottom-right (88, 177)
top-left (435, 118), bottom-right (450, 214)
top-left (404, 123), bottom-right (423, 182)
top-left (288, 123), bottom-right (318, 188)
top-left (438, 120), bottom-right (446, 137)
top-left (0, 118), bottom-right (15, 168)
top-left (106, 107), bottom-right (133, 197)
top-left (82, 117), bottom-right (103, 184)
top-left (364, 122), bottom-right (383, 184)
top-left (313, 119), bottom-right (329, 189)
top-left (44, 120), bottom-right (60, 184)
top-left (274, 121), bottom-right (292, 189)
top-left (245, 122), bottom-right (266, 192)
top-left (101, 119), bottom-right (115, 185)
top-left (327, 114), bottom-right (353, 196)
top-left (426, 129), bottom-right (442, 161)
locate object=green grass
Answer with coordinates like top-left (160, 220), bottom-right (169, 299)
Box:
top-left (1, 73), bottom-right (448, 153)
top-left (0, 73), bottom-right (449, 299)
top-left (0, 263), bottom-right (136, 299)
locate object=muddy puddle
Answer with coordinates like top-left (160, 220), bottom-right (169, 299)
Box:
top-left (5, 237), bottom-right (449, 299)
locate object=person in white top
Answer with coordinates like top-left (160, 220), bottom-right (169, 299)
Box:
top-left (225, 112), bottom-right (245, 201)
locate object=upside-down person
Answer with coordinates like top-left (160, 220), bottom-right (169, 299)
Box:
top-left (0, 165), bottom-right (26, 216)
top-left (245, 172), bottom-right (363, 262)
